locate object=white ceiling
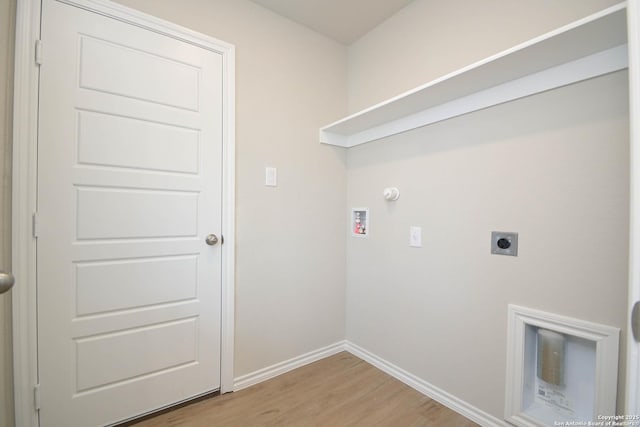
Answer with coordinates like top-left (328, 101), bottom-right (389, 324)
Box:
top-left (249, 0), bottom-right (414, 45)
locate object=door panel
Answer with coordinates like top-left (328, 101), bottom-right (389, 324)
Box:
top-left (78, 35), bottom-right (201, 111)
top-left (75, 317), bottom-right (198, 392)
top-left (75, 187), bottom-right (199, 239)
top-left (37, 0), bottom-right (223, 425)
top-left (77, 111), bottom-right (200, 174)
top-left (75, 255), bottom-right (198, 316)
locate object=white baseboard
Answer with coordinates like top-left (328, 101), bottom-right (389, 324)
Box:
top-left (344, 341), bottom-right (510, 427)
top-left (233, 339), bottom-right (508, 427)
top-left (233, 340), bottom-right (347, 391)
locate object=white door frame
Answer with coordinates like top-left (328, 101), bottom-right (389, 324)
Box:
top-left (11, 0), bottom-right (236, 425)
top-left (627, 0), bottom-right (640, 415)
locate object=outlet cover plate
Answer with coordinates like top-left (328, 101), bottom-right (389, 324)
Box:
top-left (491, 231), bottom-right (518, 256)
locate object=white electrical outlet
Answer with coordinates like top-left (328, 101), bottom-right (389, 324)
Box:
top-left (409, 226), bottom-right (422, 248)
top-left (265, 167), bottom-right (277, 187)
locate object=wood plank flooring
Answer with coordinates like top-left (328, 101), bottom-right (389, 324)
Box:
top-left (129, 352), bottom-right (479, 427)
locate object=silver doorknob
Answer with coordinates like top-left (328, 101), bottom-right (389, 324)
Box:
top-left (0, 271), bottom-right (15, 294)
top-left (205, 234), bottom-right (219, 246)
top-left (633, 301), bottom-right (640, 342)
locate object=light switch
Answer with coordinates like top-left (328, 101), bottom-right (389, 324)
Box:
top-left (265, 167), bottom-right (277, 187)
top-left (409, 226), bottom-right (422, 248)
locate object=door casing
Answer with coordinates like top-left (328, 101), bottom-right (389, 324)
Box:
top-left (11, 1), bottom-right (236, 425)
top-left (627, 0), bottom-right (640, 415)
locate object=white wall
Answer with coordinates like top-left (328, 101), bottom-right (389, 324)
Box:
top-left (0, 0), bottom-right (15, 425)
top-left (348, 0), bottom-right (624, 112)
top-left (110, 0), bottom-right (348, 378)
top-left (0, 0), bottom-right (348, 393)
top-left (346, 0), bottom-right (628, 419)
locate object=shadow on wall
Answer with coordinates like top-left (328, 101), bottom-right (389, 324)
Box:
top-left (347, 70), bottom-right (629, 168)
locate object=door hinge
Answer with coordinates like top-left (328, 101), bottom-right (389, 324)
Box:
top-left (34, 384), bottom-right (41, 411)
top-left (35, 39), bottom-right (42, 66)
top-left (32, 212), bottom-right (39, 238)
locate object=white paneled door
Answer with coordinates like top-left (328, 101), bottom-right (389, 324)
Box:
top-left (37, 0), bottom-right (223, 425)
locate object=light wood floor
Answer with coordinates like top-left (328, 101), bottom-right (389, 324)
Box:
top-left (129, 352), bottom-right (479, 427)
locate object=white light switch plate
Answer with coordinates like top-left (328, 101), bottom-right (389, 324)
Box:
top-left (409, 226), bottom-right (422, 247)
top-left (265, 167), bottom-right (277, 187)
